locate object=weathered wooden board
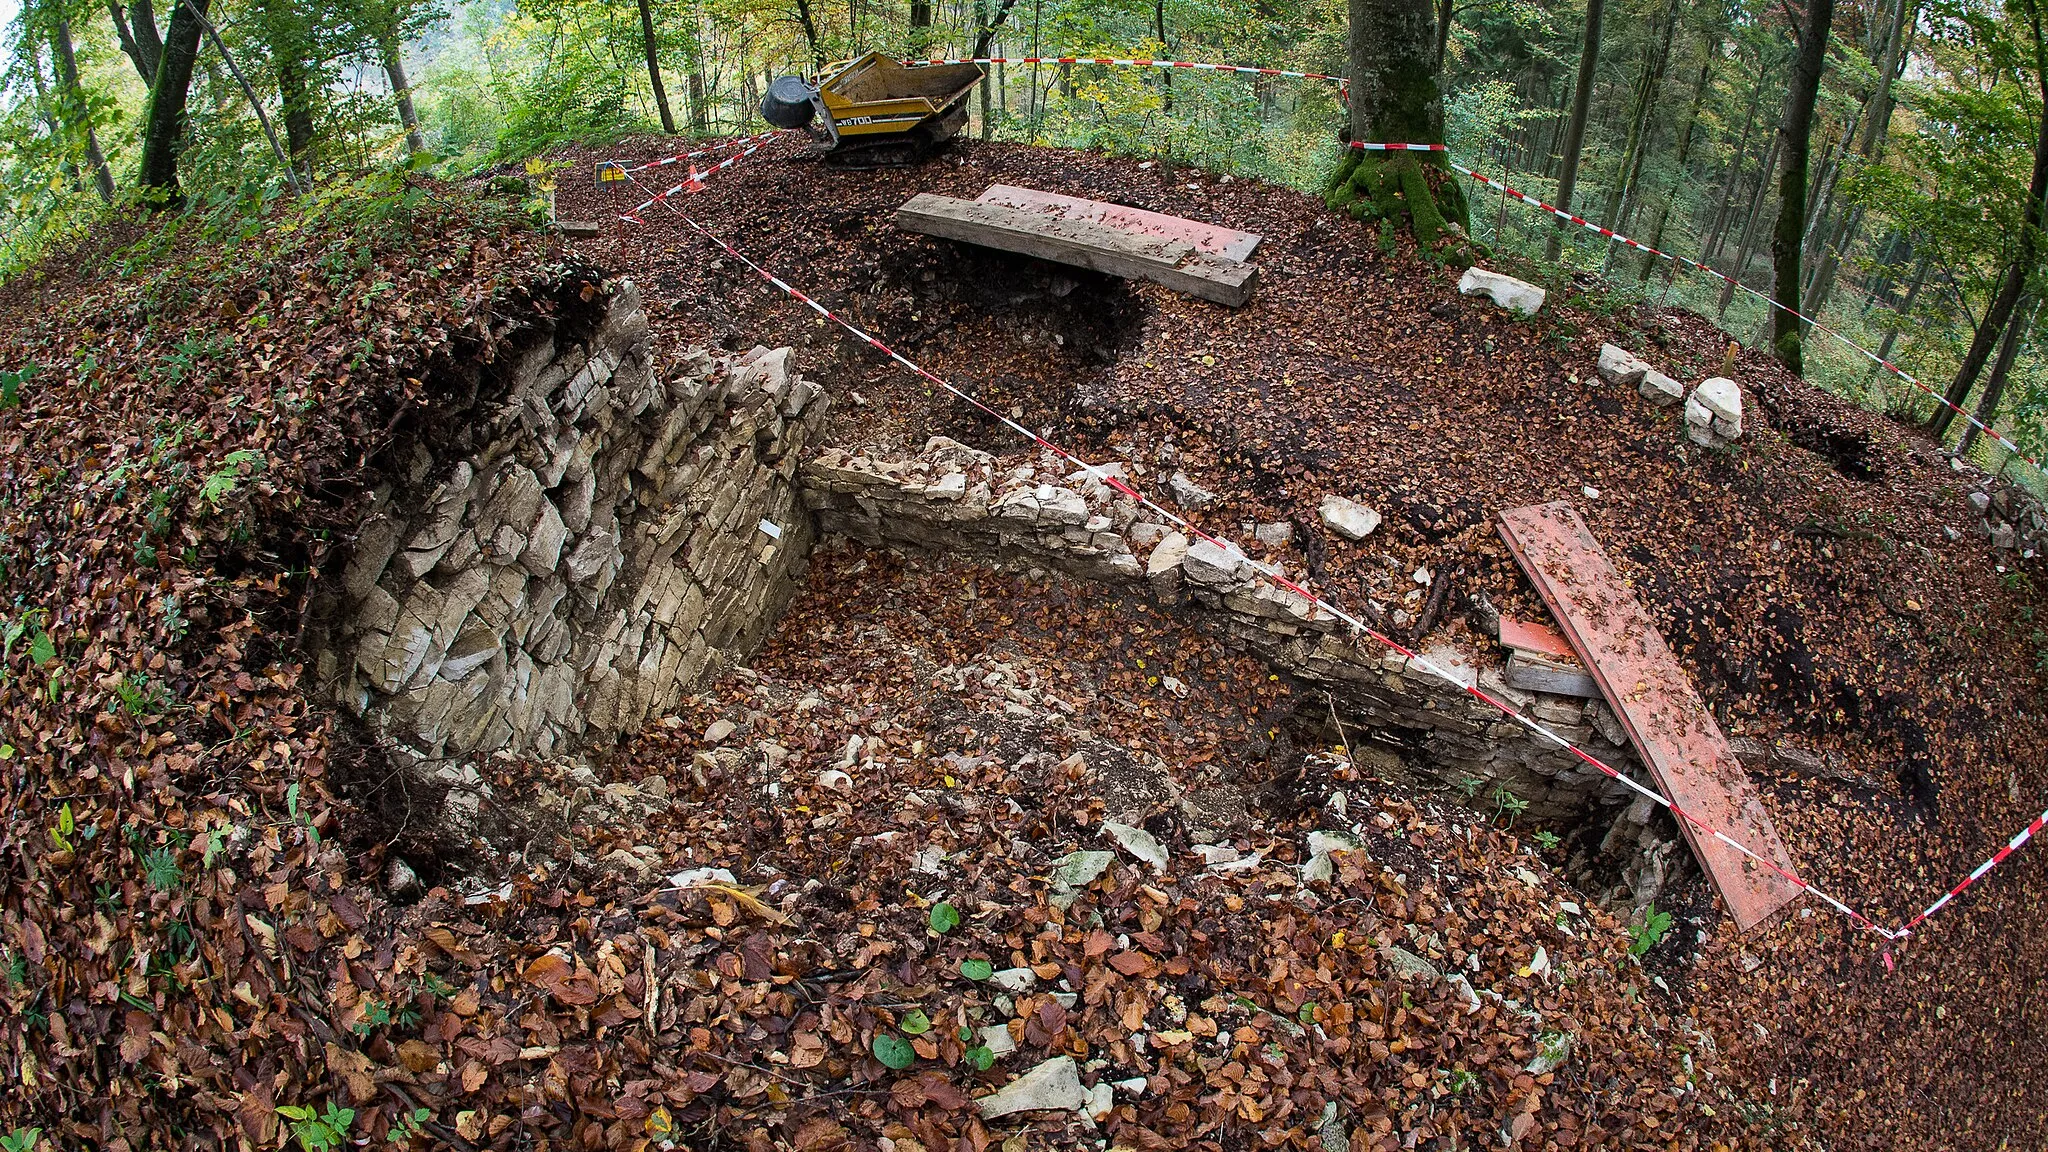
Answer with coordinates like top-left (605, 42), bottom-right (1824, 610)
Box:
top-left (1505, 650), bottom-right (1602, 698)
top-left (895, 192), bottom-right (1258, 306)
top-left (974, 184), bottom-right (1263, 262)
top-left (1497, 501), bottom-right (1803, 933)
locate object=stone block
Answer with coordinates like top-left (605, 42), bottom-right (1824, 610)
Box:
top-left (1638, 370), bottom-right (1683, 407)
top-left (1457, 267), bottom-right (1546, 315)
top-left (1596, 344), bottom-right (1651, 387)
top-left (1319, 494), bottom-right (1381, 541)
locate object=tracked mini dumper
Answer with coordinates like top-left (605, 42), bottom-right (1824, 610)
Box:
top-left (760, 53), bottom-right (985, 167)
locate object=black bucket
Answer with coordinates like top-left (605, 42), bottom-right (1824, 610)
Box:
top-left (761, 77), bottom-right (819, 129)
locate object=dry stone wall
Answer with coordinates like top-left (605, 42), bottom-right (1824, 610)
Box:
top-left (800, 441), bottom-right (1642, 821)
top-left (315, 281), bottom-right (830, 771)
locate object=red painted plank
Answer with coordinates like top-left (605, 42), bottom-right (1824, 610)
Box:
top-left (1497, 616), bottom-right (1578, 663)
top-left (974, 184), bottom-right (1263, 262)
top-left (1497, 501), bottom-right (1802, 933)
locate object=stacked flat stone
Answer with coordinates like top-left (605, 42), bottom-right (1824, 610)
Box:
top-left (1595, 343), bottom-right (1682, 407)
top-left (319, 282), bottom-right (831, 783)
top-left (1684, 377), bottom-right (1743, 448)
top-left (1968, 483), bottom-right (2048, 555)
top-left (803, 443), bottom-right (1641, 822)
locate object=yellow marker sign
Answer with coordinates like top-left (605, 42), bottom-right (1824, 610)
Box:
top-left (596, 161), bottom-right (627, 184)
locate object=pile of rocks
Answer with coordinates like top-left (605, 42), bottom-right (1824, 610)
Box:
top-left (1967, 481), bottom-right (2048, 556)
top-left (802, 441), bottom-right (1641, 821)
top-left (1595, 343), bottom-right (1744, 449)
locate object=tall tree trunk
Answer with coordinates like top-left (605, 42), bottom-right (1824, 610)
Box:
top-left (52, 15), bottom-right (115, 204)
top-left (380, 34), bottom-right (425, 155)
top-left (1704, 59), bottom-right (1771, 260)
top-left (636, 0), bottom-right (678, 133)
top-left (1866, 250), bottom-right (1928, 380)
top-left (1638, 46), bottom-right (1714, 281)
top-left (136, 0), bottom-right (209, 206)
top-left (1931, 0), bottom-right (2048, 437)
top-left (107, 0), bottom-right (159, 87)
top-left (1155, 0), bottom-right (1172, 111)
top-left (1328, 0), bottom-right (1470, 251)
top-left (1718, 131), bottom-right (1782, 316)
top-left (1958, 296), bottom-right (2034, 458)
top-left (1769, 0), bottom-right (1836, 373)
top-left (1435, 0), bottom-right (1454, 69)
top-left (793, 0), bottom-right (824, 70)
top-left (1601, 0), bottom-right (1677, 235)
top-left (972, 0), bottom-right (1019, 57)
top-left (689, 66), bottom-right (709, 130)
top-left (1859, 0), bottom-right (1912, 158)
top-left (975, 0), bottom-right (994, 139)
top-left (1545, 0), bottom-right (1602, 262)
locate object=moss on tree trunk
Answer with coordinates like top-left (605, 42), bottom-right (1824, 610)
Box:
top-left (1332, 0), bottom-right (1472, 259)
top-left (1325, 148), bottom-right (1470, 254)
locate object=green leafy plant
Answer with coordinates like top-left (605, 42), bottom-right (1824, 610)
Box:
top-left (1491, 784), bottom-right (1530, 826)
top-left (870, 1032), bottom-right (915, 1070)
top-left (199, 449), bottom-right (266, 508)
top-left (0, 364), bottom-right (37, 410)
top-left (1533, 829), bottom-right (1561, 851)
top-left (1447, 1068), bottom-right (1477, 1093)
top-left (354, 998), bottom-right (394, 1038)
top-left (48, 803), bottom-right (75, 854)
top-left (964, 1044), bottom-right (995, 1071)
top-left (116, 672), bottom-right (169, 717)
top-left (1, 1127), bottom-right (41, 1152)
top-left (927, 901), bottom-right (960, 934)
top-left (1455, 774), bottom-right (1483, 799)
top-left (391, 1107), bottom-right (433, 1143)
top-left (278, 1103), bottom-right (355, 1152)
top-left (1629, 905), bottom-right (1674, 957)
top-left (959, 957), bottom-right (993, 981)
top-left (142, 845), bottom-right (184, 892)
top-left (897, 1009), bottom-right (932, 1035)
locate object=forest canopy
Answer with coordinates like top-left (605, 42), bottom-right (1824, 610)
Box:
top-left (1, 0), bottom-right (2046, 473)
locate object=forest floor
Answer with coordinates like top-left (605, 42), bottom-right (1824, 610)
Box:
top-left (0, 138), bottom-right (2040, 1152)
top-left (550, 134), bottom-right (2048, 1148)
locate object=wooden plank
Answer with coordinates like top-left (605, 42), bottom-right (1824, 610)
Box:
top-left (895, 193), bottom-right (1257, 307)
top-left (1498, 616), bottom-right (1578, 662)
top-left (1496, 501), bottom-right (1803, 933)
top-left (1505, 650), bottom-right (1602, 699)
top-left (974, 184), bottom-right (1263, 262)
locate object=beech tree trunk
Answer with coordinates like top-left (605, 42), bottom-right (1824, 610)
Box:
top-left (1931, 0), bottom-right (2048, 437)
top-left (1638, 47), bottom-right (1714, 282)
top-left (108, 0), bottom-right (163, 87)
top-left (136, 0), bottom-right (209, 205)
top-left (636, 0), bottom-right (677, 134)
top-left (1326, 0), bottom-right (1469, 253)
top-left (53, 14), bottom-right (115, 204)
top-left (1718, 132), bottom-right (1781, 316)
top-left (380, 34), bottom-right (425, 155)
top-left (1769, 0), bottom-right (1836, 374)
top-left (1958, 296), bottom-right (2033, 459)
top-left (1545, 0), bottom-right (1602, 262)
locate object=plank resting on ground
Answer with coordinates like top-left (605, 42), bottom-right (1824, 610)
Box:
top-left (1497, 501), bottom-right (1804, 933)
top-left (895, 191), bottom-right (1258, 306)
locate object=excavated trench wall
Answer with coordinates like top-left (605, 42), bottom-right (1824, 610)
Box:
top-left (799, 439), bottom-right (1645, 824)
top-left (314, 283), bottom-right (830, 798)
top-left (319, 305), bottom-right (1639, 841)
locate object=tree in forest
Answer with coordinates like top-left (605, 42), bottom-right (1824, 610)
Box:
top-left (1930, 0), bottom-right (2048, 439)
top-left (636, 0), bottom-right (679, 133)
top-left (135, 0), bottom-right (209, 205)
top-left (1325, 0), bottom-right (1471, 251)
top-left (1544, 0), bottom-right (1600, 263)
top-left (1768, 0), bottom-right (1835, 374)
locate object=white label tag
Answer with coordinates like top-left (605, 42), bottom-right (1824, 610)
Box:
top-left (757, 519), bottom-right (783, 540)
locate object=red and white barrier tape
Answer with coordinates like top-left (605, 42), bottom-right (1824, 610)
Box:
top-left (1899, 807), bottom-right (2047, 935)
top-left (604, 128), bottom-right (787, 178)
top-left (1349, 141), bottom-right (1448, 152)
top-left (904, 55), bottom-right (1346, 85)
top-left (618, 139), bottom-right (772, 222)
top-left (1448, 161), bottom-right (2046, 476)
top-left (614, 191), bottom-right (1908, 944)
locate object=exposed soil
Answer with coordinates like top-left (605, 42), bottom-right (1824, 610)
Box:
top-left (551, 134), bottom-right (2048, 1149)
